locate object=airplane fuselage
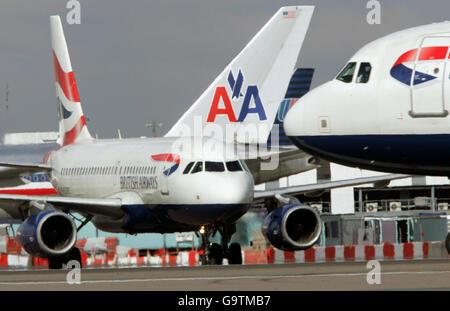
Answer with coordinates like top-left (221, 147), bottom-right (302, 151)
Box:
top-left (47, 137), bottom-right (254, 233)
top-left (284, 22), bottom-right (450, 176)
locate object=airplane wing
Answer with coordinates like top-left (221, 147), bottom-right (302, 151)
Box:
top-left (0, 162), bottom-right (52, 171)
top-left (0, 174), bottom-right (409, 221)
top-left (253, 173), bottom-right (410, 201)
top-left (0, 143), bottom-right (57, 187)
top-left (243, 147), bottom-right (320, 185)
top-left (0, 194), bottom-right (124, 219)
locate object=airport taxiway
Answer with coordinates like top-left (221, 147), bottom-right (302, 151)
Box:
top-left (0, 259), bottom-right (449, 291)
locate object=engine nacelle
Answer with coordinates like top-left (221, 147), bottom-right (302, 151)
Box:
top-left (17, 210), bottom-right (77, 258)
top-left (262, 204), bottom-right (322, 251)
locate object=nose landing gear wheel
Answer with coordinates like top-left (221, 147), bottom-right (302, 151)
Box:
top-left (209, 243), bottom-right (224, 265)
top-left (197, 224), bottom-right (243, 265)
top-left (228, 243), bottom-right (242, 264)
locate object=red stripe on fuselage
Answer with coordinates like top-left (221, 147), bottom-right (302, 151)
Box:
top-left (151, 153), bottom-right (181, 164)
top-left (0, 188), bottom-right (58, 195)
top-left (63, 116), bottom-right (87, 146)
top-left (393, 46), bottom-right (449, 67)
top-left (53, 51), bottom-right (80, 103)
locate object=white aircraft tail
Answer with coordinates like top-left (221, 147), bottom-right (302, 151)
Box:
top-left (50, 15), bottom-right (92, 146)
top-left (165, 6), bottom-right (314, 144)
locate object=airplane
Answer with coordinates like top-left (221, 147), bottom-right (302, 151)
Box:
top-left (0, 143), bottom-right (58, 187)
top-left (283, 21), bottom-right (450, 252)
top-left (0, 7), bottom-right (409, 269)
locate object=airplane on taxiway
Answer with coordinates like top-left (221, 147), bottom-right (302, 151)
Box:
top-left (0, 7), bottom-right (408, 269)
top-left (283, 20), bottom-right (450, 251)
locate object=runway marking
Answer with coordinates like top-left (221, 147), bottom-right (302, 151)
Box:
top-left (1, 270), bottom-right (450, 286)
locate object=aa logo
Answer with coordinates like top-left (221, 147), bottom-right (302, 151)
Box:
top-left (207, 70), bottom-right (266, 123)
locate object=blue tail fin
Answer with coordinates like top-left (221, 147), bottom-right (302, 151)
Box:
top-left (268, 68), bottom-right (314, 146)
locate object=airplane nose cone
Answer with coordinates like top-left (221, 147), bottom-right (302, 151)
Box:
top-left (284, 98), bottom-right (306, 137)
top-left (221, 172), bottom-right (254, 204)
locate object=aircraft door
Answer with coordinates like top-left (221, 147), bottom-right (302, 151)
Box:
top-left (410, 37), bottom-right (450, 117)
top-left (444, 47), bottom-right (450, 112)
top-left (158, 161), bottom-right (169, 195)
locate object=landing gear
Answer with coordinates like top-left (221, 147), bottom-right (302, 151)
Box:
top-left (209, 243), bottom-right (224, 265)
top-left (48, 247), bottom-right (82, 270)
top-left (198, 224), bottom-right (242, 265)
top-left (228, 243), bottom-right (242, 264)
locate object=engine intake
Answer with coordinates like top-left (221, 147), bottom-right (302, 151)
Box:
top-left (262, 204), bottom-right (322, 251)
top-left (17, 210), bottom-right (77, 258)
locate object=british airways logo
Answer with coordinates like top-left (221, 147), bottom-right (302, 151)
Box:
top-left (207, 69), bottom-right (266, 122)
top-left (151, 153), bottom-right (180, 176)
top-left (391, 46), bottom-right (449, 86)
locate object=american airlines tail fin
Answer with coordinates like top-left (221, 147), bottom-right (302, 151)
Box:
top-left (50, 15), bottom-right (92, 146)
top-left (165, 6), bottom-right (314, 144)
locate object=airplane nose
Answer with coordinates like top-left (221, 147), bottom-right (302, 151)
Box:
top-left (284, 98), bottom-right (306, 137)
top-left (221, 172), bottom-right (254, 204)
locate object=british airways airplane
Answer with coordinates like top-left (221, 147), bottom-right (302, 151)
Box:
top-left (283, 22), bottom-right (450, 252)
top-left (284, 21), bottom-right (450, 177)
top-left (0, 7), bottom-right (407, 268)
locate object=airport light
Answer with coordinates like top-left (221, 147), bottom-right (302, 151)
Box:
top-left (145, 121), bottom-right (164, 137)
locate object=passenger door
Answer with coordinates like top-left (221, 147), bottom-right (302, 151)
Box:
top-left (158, 161), bottom-right (169, 195)
top-left (410, 36), bottom-right (450, 117)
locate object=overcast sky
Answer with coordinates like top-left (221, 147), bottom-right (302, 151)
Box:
top-left (0, 0), bottom-right (449, 139)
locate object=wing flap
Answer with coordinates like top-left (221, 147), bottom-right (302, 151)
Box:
top-left (244, 148), bottom-right (319, 185)
top-left (254, 174), bottom-right (410, 201)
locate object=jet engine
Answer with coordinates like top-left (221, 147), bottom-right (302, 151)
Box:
top-left (262, 204), bottom-right (322, 251)
top-left (17, 210), bottom-right (77, 258)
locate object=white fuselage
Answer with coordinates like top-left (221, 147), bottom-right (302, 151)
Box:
top-left (284, 21), bottom-right (450, 175)
top-left (46, 137), bottom-right (254, 233)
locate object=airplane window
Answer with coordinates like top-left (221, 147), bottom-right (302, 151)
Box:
top-left (336, 62), bottom-right (357, 83)
top-left (191, 162), bottom-right (204, 174)
top-left (183, 162), bottom-right (195, 174)
top-left (205, 161), bottom-right (225, 172)
top-left (356, 62), bottom-right (372, 83)
top-left (226, 161), bottom-right (243, 172)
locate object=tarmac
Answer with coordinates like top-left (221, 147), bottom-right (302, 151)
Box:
top-left (0, 259), bottom-right (449, 291)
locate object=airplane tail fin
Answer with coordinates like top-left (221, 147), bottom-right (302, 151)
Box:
top-left (165, 6), bottom-right (314, 144)
top-left (268, 68), bottom-right (315, 146)
top-left (50, 15), bottom-right (92, 146)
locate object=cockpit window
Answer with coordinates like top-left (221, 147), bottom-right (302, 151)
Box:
top-left (183, 162), bottom-right (195, 174)
top-left (205, 161), bottom-right (225, 172)
top-left (191, 161), bottom-right (203, 174)
top-left (356, 62), bottom-right (372, 83)
top-left (226, 161), bottom-right (243, 172)
top-left (336, 62), bottom-right (356, 83)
